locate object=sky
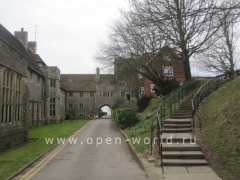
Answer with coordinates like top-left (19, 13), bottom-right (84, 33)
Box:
top-left (0, 0), bottom-right (128, 74)
top-left (1, 0), bottom-right (238, 77)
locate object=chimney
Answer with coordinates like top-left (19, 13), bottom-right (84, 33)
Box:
top-left (96, 68), bottom-right (100, 80)
top-left (14, 27), bottom-right (28, 48)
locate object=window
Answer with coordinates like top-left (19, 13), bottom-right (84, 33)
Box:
top-left (120, 81), bottom-right (126, 86)
top-left (69, 92), bottom-right (73, 97)
top-left (99, 92), bottom-right (102, 97)
top-left (51, 91), bottom-right (56, 97)
top-left (37, 76), bottom-right (40, 85)
top-left (150, 84), bottom-right (155, 92)
top-left (139, 87), bottom-right (145, 96)
top-left (79, 114), bottom-right (84, 118)
top-left (38, 63), bottom-right (43, 67)
top-left (30, 71), bottom-right (33, 81)
top-left (121, 92), bottom-right (125, 98)
top-left (79, 92), bottom-right (83, 97)
top-left (50, 98), bottom-right (56, 116)
top-left (68, 104), bottom-right (73, 109)
top-left (15, 77), bottom-right (21, 121)
top-left (50, 79), bottom-right (56, 87)
top-left (2, 71), bottom-right (15, 123)
top-left (138, 69), bottom-right (144, 78)
top-left (103, 92), bottom-right (111, 97)
top-left (79, 104), bottom-right (84, 109)
top-left (163, 55), bottom-right (171, 61)
top-left (163, 66), bottom-right (173, 76)
top-left (90, 92), bottom-right (94, 97)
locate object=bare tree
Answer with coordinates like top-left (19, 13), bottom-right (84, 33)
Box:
top-left (195, 2), bottom-right (240, 76)
top-left (95, 10), bottom-right (176, 91)
top-left (127, 0), bottom-right (240, 80)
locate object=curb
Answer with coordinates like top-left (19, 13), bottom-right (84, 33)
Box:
top-left (117, 127), bottom-right (145, 171)
top-left (7, 120), bottom-right (92, 180)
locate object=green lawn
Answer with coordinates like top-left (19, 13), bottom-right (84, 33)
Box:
top-left (197, 76), bottom-right (240, 180)
top-left (0, 120), bottom-right (89, 180)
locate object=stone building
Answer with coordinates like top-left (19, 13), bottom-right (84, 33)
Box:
top-left (0, 24), bottom-right (185, 150)
top-left (0, 25), bottom-right (131, 150)
top-left (0, 24), bottom-right (30, 149)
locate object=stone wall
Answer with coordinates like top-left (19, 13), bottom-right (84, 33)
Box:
top-left (0, 39), bottom-right (28, 76)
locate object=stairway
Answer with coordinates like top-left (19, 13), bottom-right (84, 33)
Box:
top-left (161, 98), bottom-right (208, 166)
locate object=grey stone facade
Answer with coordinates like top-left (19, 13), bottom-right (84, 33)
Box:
top-left (0, 25), bottom-right (133, 150)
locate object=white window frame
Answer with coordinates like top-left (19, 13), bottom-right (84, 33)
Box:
top-left (150, 84), bottom-right (155, 92)
top-left (163, 66), bottom-right (173, 76)
top-left (139, 87), bottom-right (145, 96)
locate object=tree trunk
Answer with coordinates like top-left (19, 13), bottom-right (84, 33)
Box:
top-left (183, 59), bottom-right (192, 81)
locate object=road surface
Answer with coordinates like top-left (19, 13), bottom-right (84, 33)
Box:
top-left (23, 117), bottom-right (149, 180)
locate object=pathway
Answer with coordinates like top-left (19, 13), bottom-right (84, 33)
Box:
top-left (16, 118), bottom-right (149, 180)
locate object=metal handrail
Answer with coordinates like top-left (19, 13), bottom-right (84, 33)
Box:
top-left (191, 72), bottom-right (233, 133)
top-left (150, 80), bottom-right (199, 162)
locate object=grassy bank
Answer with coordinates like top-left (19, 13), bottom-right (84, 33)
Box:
top-left (0, 120), bottom-right (89, 180)
top-left (124, 97), bottom-right (163, 155)
top-left (197, 76), bottom-right (240, 180)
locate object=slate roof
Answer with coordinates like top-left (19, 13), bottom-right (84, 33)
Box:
top-left (61, 74), bottom-right (97, 91)
top-left (0, 24), bottom-right (44, 77)
top-left (61, 74), bottom-right (115, 91)
top-left (27, 49), bottom-right (47, 65)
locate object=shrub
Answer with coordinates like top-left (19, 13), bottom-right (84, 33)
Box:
top-left (114, 108), bottom-right (137, 129)
top-left (137, 95), bottom-right (152, 112)
top-left (154, 78), bottom-right (180, 96)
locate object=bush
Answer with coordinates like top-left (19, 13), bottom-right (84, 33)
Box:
top-left (154, 78), bottom-right (180, 96)
top-left (137, 95), bottom-right (152, 112)
top-left (114, 108), bottom-right (137, 129)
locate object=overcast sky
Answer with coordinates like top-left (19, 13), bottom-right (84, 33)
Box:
top-left (0, 0), bottom-right (128, 74)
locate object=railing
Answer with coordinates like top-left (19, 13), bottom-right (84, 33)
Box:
top-left (191, 71), bottom-right (237, 133)
top-left (150, 80), bottom-right (199, 157)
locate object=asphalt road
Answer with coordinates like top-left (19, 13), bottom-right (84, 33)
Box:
top-left (31, 117), bottom-right (149, 180)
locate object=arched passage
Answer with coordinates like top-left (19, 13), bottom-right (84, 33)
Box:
top-left (99, 104), bottom-right (112, 117)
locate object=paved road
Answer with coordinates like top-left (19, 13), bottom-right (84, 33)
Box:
top-left (31, 118), bottom-right (149, 180)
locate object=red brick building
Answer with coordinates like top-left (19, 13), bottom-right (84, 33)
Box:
top-left (141, 48), bottom-right (185, 97)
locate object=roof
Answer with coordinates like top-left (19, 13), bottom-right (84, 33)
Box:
top-left (0, 24), bottom-right (44, 77)
top-left (61, 74), bottom-right (97, 91)
top-left (61, 74), bottom-right (115, 91)
top-left (27, 49), bottom-right (44, 77)
top-left (27, 49), bottom-right (47, 65)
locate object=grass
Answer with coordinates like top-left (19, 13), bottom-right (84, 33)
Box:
top-left (0, 120), bottom-right (89, 180)
top-left (197, 76), bottom-right (240, 180)
top-left (124, 97), bottom-right (163, 155)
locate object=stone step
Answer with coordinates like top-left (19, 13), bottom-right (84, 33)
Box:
top-left (162, 151), bottom-right (204, 159)
top-left (162, 159), bottom-right (209, 166)
top-left (161, 133), bottom-right (194, 142)
top-left (171, 112), bottom-right (192, 116)
top-left (162, 128), bottom-right (192, 133)
top-left (170, 115), bottom-right (192, 119)
top-left (164, 119), bottom-right (191, 124)
top-left (162, 143), bottom-right (200, 151)
top-left (163, 124), bottom-right (191, 128)
top-left (178, 106), bottom-right (192, 109)
top-left (173, 110), bottom-right (192, 113)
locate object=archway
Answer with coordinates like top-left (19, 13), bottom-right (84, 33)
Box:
top-left (99, 105), bottom-right (112, 117)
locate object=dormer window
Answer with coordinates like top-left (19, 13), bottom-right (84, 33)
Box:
top-left (38, 63), bottom-right (43, 67)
